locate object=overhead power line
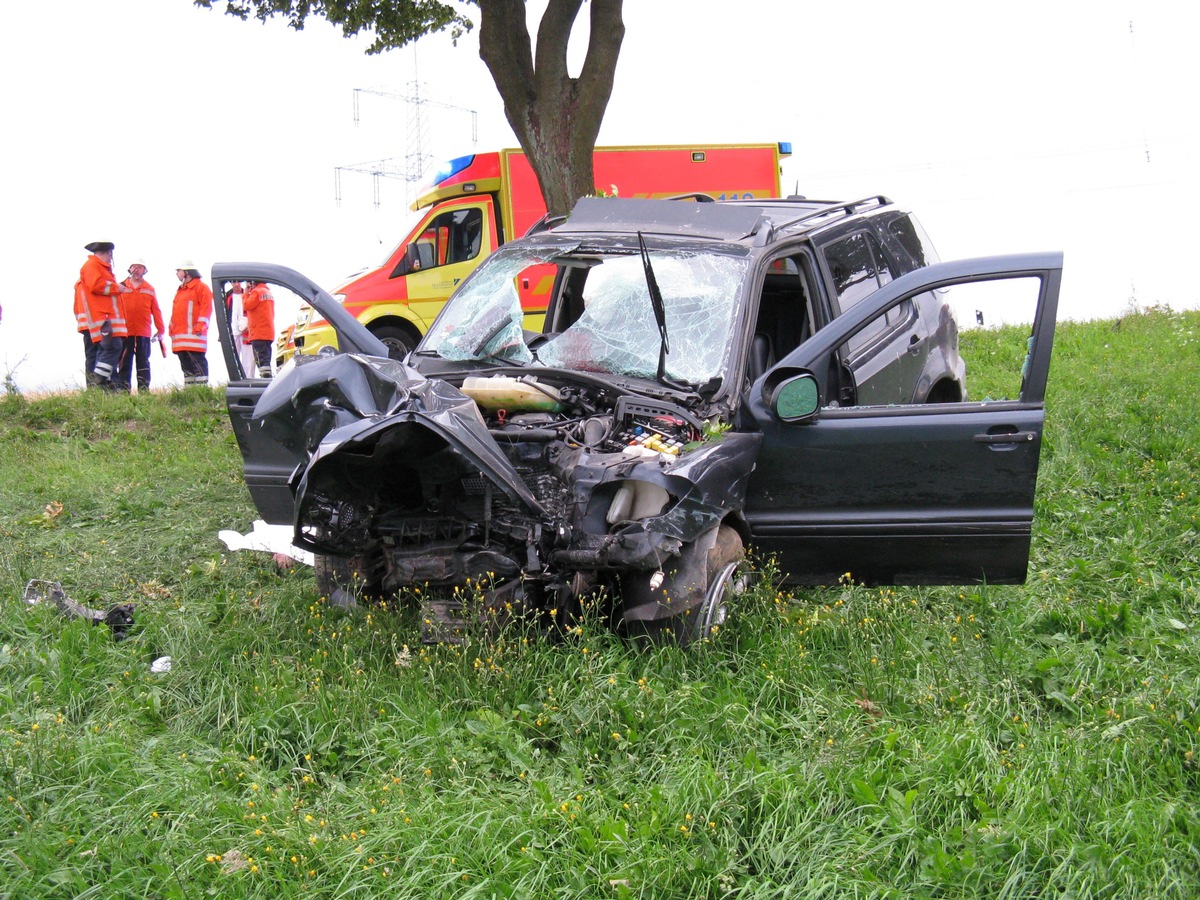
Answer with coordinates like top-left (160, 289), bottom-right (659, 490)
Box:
top-left (335, 78), bottom-right (478, 209)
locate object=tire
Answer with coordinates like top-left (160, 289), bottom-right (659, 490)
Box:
top-left (370, 324), bottom-right (419, 361)
top-left (313, 552), bottom-right (383, 610)
top-left (924, 378), bottom-right (962, 404)
top-left (618, 524), bottom-right (746, 646)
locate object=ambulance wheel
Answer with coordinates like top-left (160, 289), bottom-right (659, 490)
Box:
top-left (371, 325), bottom-right (418, 360)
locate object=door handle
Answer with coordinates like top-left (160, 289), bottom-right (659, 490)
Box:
top-left (974, 431), bottom-right (1036, 444)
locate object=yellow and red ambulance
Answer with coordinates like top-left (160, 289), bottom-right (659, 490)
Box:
top-left (286, 142), bottom-right (791, 360)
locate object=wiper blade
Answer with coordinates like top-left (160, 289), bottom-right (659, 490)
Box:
top-left (470, 317), bottom-right (515, 357)
top-left (637, 233), bottom-right (697, 394)
top-left (638, 232), bottom-right (669, 383)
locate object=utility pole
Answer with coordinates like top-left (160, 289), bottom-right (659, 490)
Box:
top-left (335, 79), bottom-right (477, 209)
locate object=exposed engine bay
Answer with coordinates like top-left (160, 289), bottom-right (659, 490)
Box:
top-left (253, 353), bottom-right (759, 641)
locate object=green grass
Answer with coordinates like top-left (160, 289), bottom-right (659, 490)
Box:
top-left (1, 308), bottom-right (1198, 898)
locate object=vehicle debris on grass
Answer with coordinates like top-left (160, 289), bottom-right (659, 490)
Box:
top-left (23, 578), bottom-right (135, 640)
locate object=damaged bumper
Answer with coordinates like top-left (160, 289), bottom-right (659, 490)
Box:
top-left (252, 354), bottom-right (759, 632)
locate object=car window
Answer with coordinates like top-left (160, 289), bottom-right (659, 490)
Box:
top-left (888, 214), bottom-right (941, 270)
top-left (391, 207), bottom-right (483, 277)
top-left (446, 207), bottom-right (484, 264)
top-left (217, 278), bottom-right (307, 382)
top-left (946, 277), bottom-right (1047, 402)
top-left (825, 231), bottom-right (895, 311)
top-left (747, 253), bottom-right (815, 382)
top-left (820, 273), bottom-right (1047, 409)
top-left (823, 230), bottom-right (901, 357)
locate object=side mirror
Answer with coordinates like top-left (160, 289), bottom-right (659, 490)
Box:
top-left (403, 244), bottom-right (424, 273)
top-left (765, 371), bottom-right (820, 423)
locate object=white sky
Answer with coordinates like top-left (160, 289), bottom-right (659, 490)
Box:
top-left (2, 0), bottom-right (1196, 393)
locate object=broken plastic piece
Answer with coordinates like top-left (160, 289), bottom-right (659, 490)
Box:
top-left (218, 520), bottom-right (315, 566)
top-left (23, 579), bottom-right (135, 640)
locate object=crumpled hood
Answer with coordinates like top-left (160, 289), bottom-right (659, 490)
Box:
top-left (253, 353), bottom-right (430, 453)
top-left (253, 354), bottom-right (549, 535)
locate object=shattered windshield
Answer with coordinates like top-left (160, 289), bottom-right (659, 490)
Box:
top-left (422, 246), bottom-right (548, 365)
top-left (422, 240), bottom-right (750, 385)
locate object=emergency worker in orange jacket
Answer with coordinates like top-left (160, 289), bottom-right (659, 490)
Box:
top-left (73, 279), bottom-right (97, 381)
top-left (170, 260), bottom-right (212, 386)
top-left (79, 241), bottom-right (131, 389)
top-left (118, 258), bottom-right (165, 392)
top-left (241, 281), bottom-right (276, 378)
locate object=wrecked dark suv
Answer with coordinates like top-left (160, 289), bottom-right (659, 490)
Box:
top-left (215, 195), bottom-right (1061, 643)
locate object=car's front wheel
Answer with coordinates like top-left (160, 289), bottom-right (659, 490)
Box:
top-left (314, 552), bottom-right (384, 609)
top-left (617, 524), bottom-right (746, 646)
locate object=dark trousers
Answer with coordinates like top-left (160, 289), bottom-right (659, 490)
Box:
top-left (252, 339), bottom-right (273, 377)
top-left (93, 332), bottom-right (124, 389)
top-left (117, 336), bottom-right (153, 391)
top-left (82, 332), bottom-right (98, 385)
top-left (115, 337), bottom-right (134, 392)
top-left (177, 350), bottom-right (209, 385)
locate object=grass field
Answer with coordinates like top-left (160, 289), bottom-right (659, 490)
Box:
top-left (1, 307), bottom-right (1198, 898)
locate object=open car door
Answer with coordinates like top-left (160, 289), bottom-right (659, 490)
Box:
top-left (743, 252), bottom-right (1061, 586)
top-left (212, 262), bottom-right (388, 525)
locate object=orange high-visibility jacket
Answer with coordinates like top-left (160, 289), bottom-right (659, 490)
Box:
top-left (73, 280), bottom-right (88, 333)
top-left (241, 282), bottom-right (276, 343)
top-left (79, 254), bottom-right (128, 342)
top-left (121, 278), bottom-right (165, 338)
top-left (170, 277), bottom-right (213, 354)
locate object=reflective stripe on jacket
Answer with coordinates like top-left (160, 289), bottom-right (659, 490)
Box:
top-left (79, 254), bottom-right (128, 342)
top-left (170, 277), bottom-right (213, 354)
top-left (121, 278), bottom-right (165, 338)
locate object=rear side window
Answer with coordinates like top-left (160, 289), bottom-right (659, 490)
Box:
top-left (888, 214), bottom-right (941, 270)
top-left (823, 231), bottom-right (904, 354)
top-left (824, 231), bottom-right (895, 313)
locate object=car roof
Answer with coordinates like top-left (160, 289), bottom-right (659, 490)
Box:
top-left (550, 195), bottom-right (897, 246)
top-left (551, 197), bottom-right (767, 241)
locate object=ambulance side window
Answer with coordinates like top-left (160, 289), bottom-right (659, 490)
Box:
top-left (406, 208), bottom-right (484, 274)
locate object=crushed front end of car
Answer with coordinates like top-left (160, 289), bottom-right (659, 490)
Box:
top-left (253, 353), bottom-right (757, 642)
top-left (243, 213), bottom-right (769, 643)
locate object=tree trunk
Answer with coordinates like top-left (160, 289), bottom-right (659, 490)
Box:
top-left (479, 0), bottom-right (625, 217)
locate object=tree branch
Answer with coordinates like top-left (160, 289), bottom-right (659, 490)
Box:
top-left (533, 0), bottom-right (582, 95)
top-left (478, 0), bottom-right (537, 142)
top-left (575, 0), bottom-right (623, 136)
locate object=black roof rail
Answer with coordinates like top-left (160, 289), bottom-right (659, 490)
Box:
top-left (771, 194), bottom-right (893, 234)
top-left (661, 192), bottom-right (717, 203)
top-left (752, 218), bottom-right (774, 247)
